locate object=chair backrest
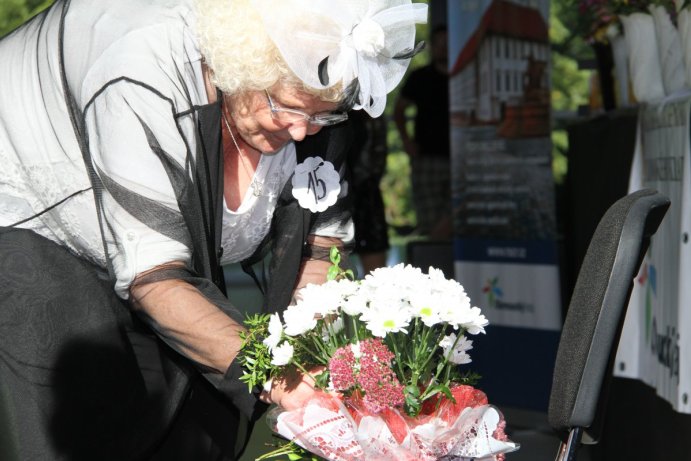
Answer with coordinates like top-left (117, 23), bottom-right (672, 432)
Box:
top-left (548, 189), bottom-right (670, 443)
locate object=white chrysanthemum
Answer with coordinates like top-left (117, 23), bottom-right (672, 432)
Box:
top-left (460, 306), bottom-right (489, 335)
top-left (438, 332), bottom-right (455, 349)
top-left (363, 264), bottom-right (425, 295)
top-left (341, 290), bottom-right (368, 317)
top-left (360, 303), bottom-right (411, 338)
top-left (435, 280), bottom-right (479, 328)
top-left (332, 278), bottom-right (360, 298)
top-left (296, 282), bottom-right (338, 317)
top-left (411, 302), bottom-right (442, 326)
top-left (282, 303), bottom-right (318, 336)
top-left (444, 303), bottom-right (489, 335)
top-left (439, 333), bottom-right (473, 364)
top-left (262, 313), bottom-right (284, 351)
top-left (271, 342), bottom-right (294, 366)
top-left (296, 279), bottom-right (360, 317)
top-left (408, 285), bottom-right (446, 327)
top-left (321, 315), bottom-right (345, 341)
top-left (369, 297), bottom-right (414, 331)
top-left (427, 266), bottom-right (448, 282)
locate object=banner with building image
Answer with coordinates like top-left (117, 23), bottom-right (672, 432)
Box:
top-left (449, 0), bottom-right (561, 331)
top-left (448, 0), bottom-right (561, 410)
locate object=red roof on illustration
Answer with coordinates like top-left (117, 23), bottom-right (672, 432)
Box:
top-left (451, 0), bottom-right (549, 76)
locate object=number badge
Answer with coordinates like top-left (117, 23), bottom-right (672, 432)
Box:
top-left (291, 156), bottom-right (341, 212)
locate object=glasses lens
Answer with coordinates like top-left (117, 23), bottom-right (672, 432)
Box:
top-left (310, 112), bottom-right (349, 126)
top-left (271, 110), bottom-right (308, 124)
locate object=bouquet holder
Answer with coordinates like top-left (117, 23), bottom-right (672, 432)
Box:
top-left (267, 387), bottom-right (518, 461)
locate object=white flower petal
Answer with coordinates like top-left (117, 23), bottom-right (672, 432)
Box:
top-left (271, 342), bottom-right (294, 366)
top-left (282, 303), bottom-right (318, 336)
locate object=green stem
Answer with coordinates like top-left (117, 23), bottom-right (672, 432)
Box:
top-left (292, 360), bottom-right (315, 379)
top-left (310, 333), bottom-right (331, 364)
top-left (351, 315), bottom-right (360, 343)
top-left (254, 441), bottom-right (302, 461)
top-left (389, 335), bottom-right (407, 383)
top-left (419, 323), bottom-right (449, 373)
top-left (296, 337), bottom-right (327, 365)
top-left (420, 330), bottom-right (463, 400)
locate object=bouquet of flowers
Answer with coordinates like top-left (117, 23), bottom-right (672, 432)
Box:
top-left (239, 249), bottom-right (518, 461)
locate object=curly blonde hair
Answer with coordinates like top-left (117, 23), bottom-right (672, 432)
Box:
top-left (194, 0), bottom-right (343, 101)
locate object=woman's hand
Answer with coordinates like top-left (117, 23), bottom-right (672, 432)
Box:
top-left (260, 367), bottom-right (325, 411)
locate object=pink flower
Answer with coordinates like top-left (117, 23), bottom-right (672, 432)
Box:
top-left (356, 339), bottom-right (404, 413)
top-left (329, 345), bottom-right (357, 390)
top-left (329, 339), bottom-right (405, 412)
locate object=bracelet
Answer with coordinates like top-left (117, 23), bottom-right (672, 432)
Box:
top-left (302, 243), bottom-right (342, 261)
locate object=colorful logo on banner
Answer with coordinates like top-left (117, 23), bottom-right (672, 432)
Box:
top-left (479, 274), bottom-right (535, 313)
top-left (482, 277), bottom-right (503, 308)
top-left (637, 261), bottom-right (680, 381)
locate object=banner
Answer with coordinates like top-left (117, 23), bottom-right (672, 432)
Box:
top-left (615, 91), bottom-right (691, 414)
top-left (449, 0), bottom-right (561, 410)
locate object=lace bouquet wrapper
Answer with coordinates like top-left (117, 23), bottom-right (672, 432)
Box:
top-left (268, 388), bottom-right (518, 461)
top-left (239, 250), bottom-right (519, 461)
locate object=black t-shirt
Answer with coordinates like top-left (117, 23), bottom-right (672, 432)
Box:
top-left (400, 64), bottom-right (450, 158)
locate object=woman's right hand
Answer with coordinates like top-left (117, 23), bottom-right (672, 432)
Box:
top-left (261, 368), bottom-right (325, 411)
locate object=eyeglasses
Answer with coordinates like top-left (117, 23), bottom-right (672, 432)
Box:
top-left (265, 90), bottom-right (348, 126)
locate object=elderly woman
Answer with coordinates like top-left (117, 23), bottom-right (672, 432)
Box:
top-left (0, 0), bottom-right (425, 459)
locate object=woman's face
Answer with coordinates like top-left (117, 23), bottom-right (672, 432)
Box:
top-left (228, 85), bottom-right (340, 154)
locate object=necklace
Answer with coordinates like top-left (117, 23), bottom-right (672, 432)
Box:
top-left (222, 109), bottom-right (263, 197)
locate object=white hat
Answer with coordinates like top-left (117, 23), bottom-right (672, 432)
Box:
top-left (251, 0), bottom-right (428, 117)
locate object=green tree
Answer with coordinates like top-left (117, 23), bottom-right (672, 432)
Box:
top-left (0, 0), bottom-right (53, 37)
top-left (550, 0), bottom-right (593, 184)
top-left (381, 19), bottom-right (429, 234)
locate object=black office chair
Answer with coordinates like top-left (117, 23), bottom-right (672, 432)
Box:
top-left (547, 189), bottom-right (670, 461)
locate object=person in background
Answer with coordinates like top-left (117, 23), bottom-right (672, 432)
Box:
top-left (348, 110), bottom-right (391, 275)
top-left (394, 24), bottom-right (451, 239)
top-left (0, 0), bottom-right (426, 459)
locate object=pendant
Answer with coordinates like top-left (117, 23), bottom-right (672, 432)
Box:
top-left (252, 180), bottom-right (263, 197)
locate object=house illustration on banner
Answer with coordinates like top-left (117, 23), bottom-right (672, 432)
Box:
top-left (450, 0), bottom-right (550, 138)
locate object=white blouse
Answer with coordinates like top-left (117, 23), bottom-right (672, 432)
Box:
top-left (220, 144), bottom-right (297, 264)
top-left (0, 0), bottom-right (352, 300)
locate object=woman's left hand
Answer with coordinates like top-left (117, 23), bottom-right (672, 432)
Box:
top-left (293, 235), bottom-right (344, 294)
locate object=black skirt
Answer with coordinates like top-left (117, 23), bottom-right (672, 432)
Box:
top-left (0, 228), bottom-right (245, 461)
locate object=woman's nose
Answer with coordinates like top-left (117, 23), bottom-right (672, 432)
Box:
top-left (288, 121), bottom-right (321, 141)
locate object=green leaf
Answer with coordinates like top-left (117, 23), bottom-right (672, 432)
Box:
top-left (404, 384), bottom-right (421, 416)
top-left (314, 370), bottom-right (330, 390)
top-left (326, 265), bottom-right (340, 281)
top-left (329, 246), bottom-right (340, 264)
